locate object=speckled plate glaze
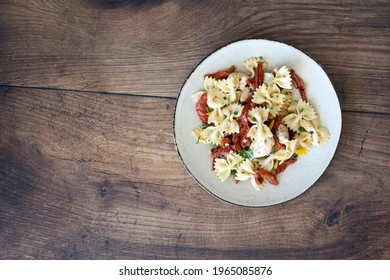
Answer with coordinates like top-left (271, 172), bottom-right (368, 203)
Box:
top-left (173, 39), bottom-right (341, 207)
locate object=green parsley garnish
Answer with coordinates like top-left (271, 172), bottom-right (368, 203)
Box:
top-left (298, 126), bottom-right (305, 132)
top-left (240, 148), bottom-right (253, 159)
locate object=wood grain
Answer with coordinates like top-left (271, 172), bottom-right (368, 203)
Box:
top-left (0, 87), bottom-right (190, 187)
top-left (0, 0), bottom-right (389, 114)
top-left (0, 86), bottom-right (388, 259)
top-left (0, 0), bottom-right (389, 260)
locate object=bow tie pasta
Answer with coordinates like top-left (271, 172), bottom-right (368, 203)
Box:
top-left (192, 57), bottom-right (330, 190)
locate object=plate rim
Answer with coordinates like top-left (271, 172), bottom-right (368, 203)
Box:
top-left (173, 38), bottom-right (342, 208)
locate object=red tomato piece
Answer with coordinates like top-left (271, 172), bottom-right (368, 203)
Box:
top-left (275, 158), bottom-right (298, 175)
top-left (195, 92), bottom-right (208, 124)
top-left (290, 69), bottom-right (307, 101)
top-left (210, 146), bottom-right (231, 158)
top-left (273, 115), bottom-right (284, 131)
top-left (256, 169), bottom-right (279, 186)
top-left (254, 172), bottom-right (265, 186)
top-left (273, 135), bottom-right (286, 150)
top-left (221, 135), bottom-right (231, 147)
top-left (204, 65), bottom-right (236, 80)
top-left (239, 103), bottom-right (252, 147)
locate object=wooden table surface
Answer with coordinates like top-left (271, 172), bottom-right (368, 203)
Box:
top-left (0, 0), bottom-right (389, 260)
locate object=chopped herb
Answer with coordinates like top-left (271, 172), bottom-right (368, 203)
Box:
top-left (233, 111), bottom-right (238, 115)
top-left (196, 136), bottom-right (200, 144)
top-left (239, 148), bottom-right (253, 159)
top-left (309, 131), bottom-right (314, 134)
top-left (298, 126), bottom-right (305, 132)
top-left (230, 170), bottom-right (237, 177)
top-left (202, 123), bottom-right (208, 129)
top-left (251, 117), bottom-right (256, 122)
top-left (293, 153), bottom-right (298, 158)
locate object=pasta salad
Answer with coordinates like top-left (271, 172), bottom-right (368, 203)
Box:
top-left (191, 56), bottom-right (330, 190)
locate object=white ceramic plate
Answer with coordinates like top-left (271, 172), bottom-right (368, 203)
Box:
top-left (173, 39), bottom-right (341, 207)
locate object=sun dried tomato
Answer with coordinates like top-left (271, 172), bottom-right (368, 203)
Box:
top-left (254, 172), bottom-right (265, 186)
top-left (238, 103), bottom-right (252, 148)
top-left (256, 169), bottom-right (279, 186)
top-left (210, 146), bottom-right (231, 158)
top-left (273, 135), bottom-right (286, 150)
top-left (272, 115), bottom-right (284, 131)
top-left (221, 135), bottom-right (231, 147)
top-left (204, 65), bottom-right (236, 80)
top-left (290, 69), bottom-right (307, 101)
top-left (253, 60), bottom-right (264, 90)
top-left (275, 158), bottom-right (298, 174)
top-left (195, 92), bottom-right (208, 124)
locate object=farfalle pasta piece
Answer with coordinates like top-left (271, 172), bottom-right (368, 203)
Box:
top-left (249, 106), bottom-right (269, 124)
top-left (214, 152), bottom-right (243, 182)
top-left (219, 103), bottom-right (243, 134)
top-left (287, 100), bottom-right (298, 113)
top-left (192, 125), bottom-right (207, 144)
top-left (235, 158), bottom-right (264, 190)
top-left (220, 118), bottom-right (240, 134)
top-left (247, 107), bottom-right (273, 141)
top-left (295, 131), bottom-right (314, 150)
top-left (201, 125), bottom-right (223, 145)
top-left (298, 117), bottom-right (329, 147)
top-left (204, 76), bottom-right (216, 91)
top-left (242, 57), bottom-right (267, 79)
top-left (272, 66), bottom-right (292, 89)
top-left (229, 72), bottom-right (249, 91)
top-left (280, 89), bottom-right (293, 110)
top-left (268, 92), bottom-right (286, 117)
top-left (273, 139), bottom-right (298, 163)
top-left (255, 155), bottom-right (278, 172)
top-left (208, 107), bottom-right (225, 125)
top-left (214, 75), bottom-right (239, 103)
top-left (235, 158), bottom-right (256, 181)
top-left (298, 116), bottom-right (330, 147)
top-left (252, 84), bottom-right (269, 104)
top-left (311, 126), bottom-right (330, 147)
top-left (223, 103), bottom-right (243, 119)
top-left (252, 83), bottom-right (286, 117)
top-left (283, 100), bottom-right (318, 132)
top-left (206, 87), bottom-right (229, 109)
